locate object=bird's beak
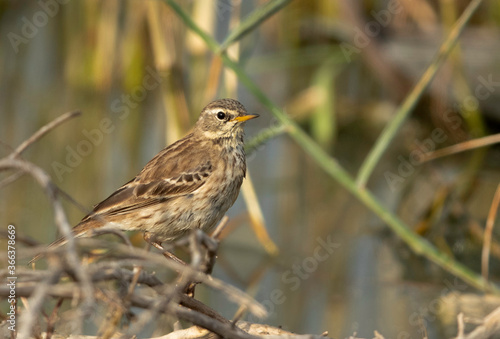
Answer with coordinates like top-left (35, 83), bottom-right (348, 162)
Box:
top-left (231, 114), bottom-right (259, 123)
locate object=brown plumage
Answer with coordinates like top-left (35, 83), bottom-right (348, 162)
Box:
top-left (31, 99), bottom-right (258, 263)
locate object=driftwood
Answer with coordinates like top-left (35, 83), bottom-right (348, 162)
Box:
top-left (0, 112), bottom-right (332, 338)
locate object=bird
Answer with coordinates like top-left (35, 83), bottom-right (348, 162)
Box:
top-left (31, 98), bottom-right (258, 263)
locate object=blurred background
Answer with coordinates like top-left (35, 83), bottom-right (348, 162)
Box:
top-left (1, 0), bottom-right (500, 337)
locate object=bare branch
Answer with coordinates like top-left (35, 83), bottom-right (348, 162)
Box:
top-left (0, 157), bottom-right (94, 337)
top-left (130, 294), bottom-right (261, 339)
top-left (17, 267), bottom-right (63, 338)
top-left (10, 110), bottom-right (81, 158)
top-left (481, 183), bottom-right (500, 281)
top-left (0, 171), bottom-right (24, 189)
top-left (456, 307), bottom-right (500, 339)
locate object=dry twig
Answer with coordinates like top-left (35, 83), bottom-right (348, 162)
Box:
top-left (455, 307), bottom-right (500, 339)
top-left (481, 184), bottom-right (500, 281)
top-left (0, 111), bottom-right (93, 338)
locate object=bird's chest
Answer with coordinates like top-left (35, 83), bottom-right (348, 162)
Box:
top-left (211, 147), bottom-right (246, 202)
top-left (192, 147), bottom-right (242, 217)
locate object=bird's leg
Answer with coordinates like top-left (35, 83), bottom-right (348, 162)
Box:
top-left (143, 232), bottom-right (187, 266)
top-left (143, 232), bottom-right (197, 297)
top-left (162, 251), bottom-right (188, 266)
top-left (143, 231), bottom-right (165, 251)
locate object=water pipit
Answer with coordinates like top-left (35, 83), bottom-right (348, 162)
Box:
top-left (31, 98), bottom-right (258, 263)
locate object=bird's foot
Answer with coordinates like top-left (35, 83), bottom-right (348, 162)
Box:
top-left (143, 232), bottom-right (201, 296)
top-left (143, 232), bottom-right (187, 266)
top-left (161, 250), bottom-right (187, 266)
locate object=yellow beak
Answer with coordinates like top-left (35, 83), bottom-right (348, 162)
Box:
top-left (231, 114), bottom-right (259, 123)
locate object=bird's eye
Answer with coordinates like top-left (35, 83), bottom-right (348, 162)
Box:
top-left (216, 111), bottom-right (226, 120)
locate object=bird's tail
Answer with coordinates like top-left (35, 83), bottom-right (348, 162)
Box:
top-left (28, 222), bottom-right (91, 265)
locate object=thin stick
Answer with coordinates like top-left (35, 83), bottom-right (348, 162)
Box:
top-left (421, 133), bottom-right (500, 163)
top-left (126, 231), bottom-right (205, 335)
top-left (11, 111), bottom-right (81, 158)
top-left (459, 307), bottom-right (500, 339)
top-left (17, 268), bottom-right (63, 339)
top-left (456, 312), bottom-right (465, 338)
top-left (211, 215), bottom-right (229, 240)
top-left (481, 184), bottom-right (500, 281)
top-left (89, 228), bottom-right (133, 249)
top-left (130, 294), bottom-right (261, 339)
top-left (0, 158), bottom-right (95, 327)
top-left (0, 171), bottom-right (24, 189)
top-left (56, 187), bottom-right (93, 215)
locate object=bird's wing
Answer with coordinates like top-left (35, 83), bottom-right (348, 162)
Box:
top-left (80, 134), bottom-right (214, 220)
top-left (83, 160), bottom-right (213, 219)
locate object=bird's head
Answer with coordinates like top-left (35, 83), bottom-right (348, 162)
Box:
top-left (194, 99), bottom-right (259, 140)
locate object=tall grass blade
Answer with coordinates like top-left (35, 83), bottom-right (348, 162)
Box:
top-left (355, 0), bottom-right (485, 188)
top-left (219, 0), bottom-right (292, 52)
